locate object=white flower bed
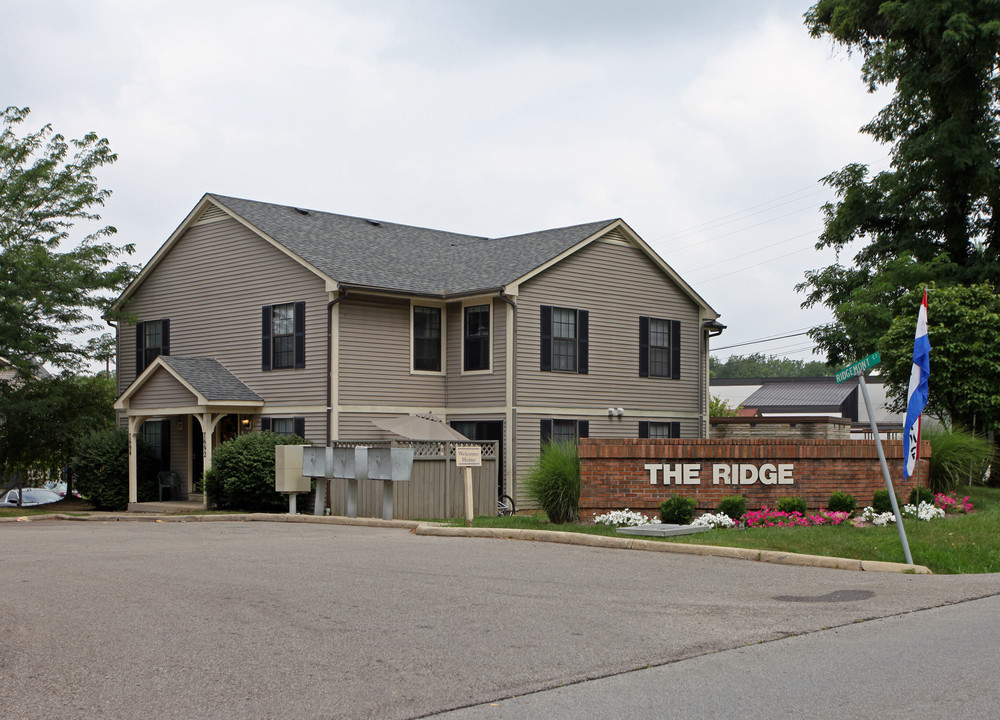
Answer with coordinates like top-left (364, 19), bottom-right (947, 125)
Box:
top-left (594, 509), bottom-right (653, 527)
top-left (691, 512), bottom-right (736, 529)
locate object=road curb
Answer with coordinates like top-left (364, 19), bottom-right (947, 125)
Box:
top-left (1, 511), bottom-right (931, 573)
top-left (413, 524), bottom-right (932, 574)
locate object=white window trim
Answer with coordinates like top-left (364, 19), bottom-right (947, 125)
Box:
top-left (410, 300), bottom-right (446, 375)
top-left (460, 298), bottom-right (493, 376)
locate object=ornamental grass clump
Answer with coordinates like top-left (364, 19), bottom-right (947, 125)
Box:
top-left (524, 441), bottom-right (580, 524)
top-left (923, 425), bottom-right (994, 492)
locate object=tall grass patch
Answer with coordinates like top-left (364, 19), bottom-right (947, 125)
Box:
top-left (524, 441), bottom-right (580, 524)
top-left (924, 425), bottom-right (994, 492)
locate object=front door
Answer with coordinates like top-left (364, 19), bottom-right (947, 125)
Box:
top-left (450, 420), bottom-right (504, 496)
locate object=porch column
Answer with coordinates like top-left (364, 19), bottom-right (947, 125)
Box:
top-left (195, 413), bottom-right (226, 509)
top-left (127, 415), bottom-right (149, 505)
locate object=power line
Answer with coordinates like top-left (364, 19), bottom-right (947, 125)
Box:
top-left (712, 330), bottom-right (812, 351)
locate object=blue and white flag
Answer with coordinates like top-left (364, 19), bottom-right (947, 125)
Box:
top-left (903, 291), bottom-right (930, 478)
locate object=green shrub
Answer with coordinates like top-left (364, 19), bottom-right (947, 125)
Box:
top-left (775, 496), bottom-right (808, 514)
top-left (523, 441), bottom-right (581, 524)
top-left (908, 486), bottom-right (934, 505)
top-left (923, 425), bottom-right (995, 493)
top-left (871, 488), bottom-right (901, 514)
top-left (205, 431), bottom-right (310, 512)
top-left (660, 495), bottom-right (697, 524)
top-left (826, 491), bottom-right (858, 514)
top-left (68, 427), bottom-right (158, 511)
top-left (716, 494), bottom-right (747, 521)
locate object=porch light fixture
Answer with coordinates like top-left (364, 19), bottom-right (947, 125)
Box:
top-left (616, 408), bottom-right (624, 417)
top-left (176, 419), bottom-right (184, 431)
top-left (607, 408), bottom-right (615, 416)
top-left (240, 417), bottom-right (252, 431)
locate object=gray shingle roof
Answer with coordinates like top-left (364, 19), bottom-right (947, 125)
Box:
top-left (743, 380), bottom-right (857, 409)
top-left (159, 356), bottom-right (263, 403)
top-left (210, 194), bottom-right (616, 296)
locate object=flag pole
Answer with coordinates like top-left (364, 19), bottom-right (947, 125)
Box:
top-left (857, 371), bottom-right (913, 565)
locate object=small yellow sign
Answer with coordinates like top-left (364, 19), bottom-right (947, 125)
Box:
top-left (455, 446), bottom-right (482, 467)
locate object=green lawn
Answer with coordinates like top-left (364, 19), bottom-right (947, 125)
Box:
top-left (465, 486), bottom-right (1000, 575)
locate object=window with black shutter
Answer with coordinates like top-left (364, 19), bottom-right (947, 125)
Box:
top-left (262, 302), bottom-right (305, 371)
top-left (639, 316), bottom-right (680, 379)
top-left (540, 305), bottom-right (588, 374)
top-left (135, 319), bottom-right (169, 374)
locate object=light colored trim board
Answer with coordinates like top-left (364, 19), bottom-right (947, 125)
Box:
top-left (337, 404), bottom-right (508, 416)
top-left (330, 294), bottom-right (340, 441)
top-left (516, 406), bottom-right (703, 420)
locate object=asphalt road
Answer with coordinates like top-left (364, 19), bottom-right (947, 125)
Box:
top-left (2, 519), bottom-right (997, 720)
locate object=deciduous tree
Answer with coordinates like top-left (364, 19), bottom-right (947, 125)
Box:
top-left (0, 106), bottom-right (137, 376)
top-left (799, 1), bottom-right (1000, 363)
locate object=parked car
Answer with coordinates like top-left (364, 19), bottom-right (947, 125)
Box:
top-left (43, 480), bottom-right (81, 499)
top-left (1, 488), bottom-right (63, 507)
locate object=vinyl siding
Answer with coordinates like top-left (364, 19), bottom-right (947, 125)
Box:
top-left (338, 296), bottom-right (446, 406)
top-left (516, 241), bottom-right (702, 410)
top-left (129, 367), bottom-right (198, 409)
top-left (445, 298), bottom-right (506, 407)
top-left (117, 216), bottom-right (328, 405)
top-left (335, 413), bottom-right (402, 441)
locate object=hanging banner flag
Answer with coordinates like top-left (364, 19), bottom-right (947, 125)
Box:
top-left (903, 291), bottom-right (931, 478)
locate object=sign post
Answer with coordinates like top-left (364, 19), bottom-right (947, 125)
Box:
top-left (456, 446), bottom-right (482, 527)
top-left (837, 352), bottom-right (913, 565)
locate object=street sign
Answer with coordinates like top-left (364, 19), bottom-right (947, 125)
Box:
top-left (835, 351), bottom-right (881, 383)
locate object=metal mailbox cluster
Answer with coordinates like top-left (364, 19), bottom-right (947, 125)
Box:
top-left (301, 445), bottom-right (415, 520)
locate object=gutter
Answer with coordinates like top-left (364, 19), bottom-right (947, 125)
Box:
top-left (700, 318), bottom-right (727, 438)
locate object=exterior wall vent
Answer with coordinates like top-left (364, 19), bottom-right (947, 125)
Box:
top-left (193, 204), bottom-right (228, 225)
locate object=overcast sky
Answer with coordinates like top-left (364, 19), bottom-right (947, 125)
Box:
top-left (4, 0), bottom-right (889, 363)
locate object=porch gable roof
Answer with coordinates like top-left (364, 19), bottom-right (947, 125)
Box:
top-left (115, 356), bottom-right (264, 412)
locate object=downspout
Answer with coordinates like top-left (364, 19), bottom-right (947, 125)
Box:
top-left (498, 291), bottom-right (517, 494)
top-left (327, 289), bottom-right (349, 446)
top-left (701, 318), bottom-right (726, 437)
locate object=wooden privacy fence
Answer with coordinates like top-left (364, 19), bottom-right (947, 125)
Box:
top-left (324, 440), bottom-right (498, 519)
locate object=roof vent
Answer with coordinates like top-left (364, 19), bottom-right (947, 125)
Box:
top-left (293, 207), bottom-right (309, 215)
top-left (366, 219), bottom-right (381, 226)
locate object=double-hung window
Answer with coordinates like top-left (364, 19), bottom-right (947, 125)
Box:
top-left (463, 303), bottom-right (490, 372)
top-left (261, 417), bottom-right (305, 437)
top-left (262, 302), bottom-right (305, 371)
top-left (540, 419), bottom-right (589, 444)
top-left (135, 319), bottom-right (169, 375)
top-left (639, 420), bottom-right (681, 439)
top-left (639, 316), bottom-right (680, 379)
top-left (413, 305), bottom-right (443, 372)
top-left (540, 305), bottom-right (589, 374)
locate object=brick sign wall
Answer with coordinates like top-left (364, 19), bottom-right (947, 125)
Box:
top-left (578, 438), bottom-right (930, 519)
